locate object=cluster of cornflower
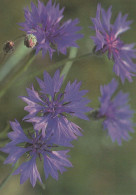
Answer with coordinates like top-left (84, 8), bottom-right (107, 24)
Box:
top-left (1, 0), bottom-right (136, 187)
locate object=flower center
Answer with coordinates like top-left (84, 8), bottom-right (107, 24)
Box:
top-left (43, 100), bottom-right (61, 118)
top-left (105, 34), bottom-right (119, 50)
top-left (105, 103), bottom-right (116, 119)
top-left (32, 136), bottom-right (47, 153)
top-left (48, 102), bottom-right (58, 113)
top-left (41, 92), bottom-right (71, 118)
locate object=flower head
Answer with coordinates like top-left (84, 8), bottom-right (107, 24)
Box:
top-left (1, 120), bottom-right (72, 187)
top-left (90, 4), bottom-right (136, 83)
top-left (19, 0), bottom-right (83, 58)
top-left (98, 79), bottom-right (135, 145)
top-left (20, 70), bottom-right (92, 145)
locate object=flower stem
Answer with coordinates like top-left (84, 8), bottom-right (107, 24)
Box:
top-left (0, 50), bottom-right (93, 99)
top-left (47, 51), bottom-right (93, 72)
top-left (0, 50), bottom-right (35, 99)
top-left (60, 47), bottom-right (78, 81)
top-left (14, 34), bottom-right (25, 42)
top-left (21, 51), bottom-right (94, 84)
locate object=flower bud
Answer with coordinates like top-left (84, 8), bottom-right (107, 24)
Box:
top-left (24, 34), bottom-right (37, 48)
top-left (3, 41), bottom-right (15, 54)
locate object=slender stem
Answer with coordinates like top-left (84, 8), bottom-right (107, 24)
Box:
top-left (23, 51), bottom-right (36, 72)
top-left (0, 161), bottom-right (18, 190)
top-left (0, 50), bottom-right (36, 99)
top-left (0, 51), bottom-right (93, 99)
top-left (0, 34), bottom-right (25, 45)
top-left (60, 47), bottom-right (78, 81)
top-left (20, 51), bottom-right (93, 84)
top-left (46, 51), bottom-right (92, 72)
top-left (14, 34), bottom-right (25, 42)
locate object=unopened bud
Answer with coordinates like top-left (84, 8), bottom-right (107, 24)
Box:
top-left (24, 34), bottom-right (37, 48)
top-left (3, 41), bottom-right (15, 54)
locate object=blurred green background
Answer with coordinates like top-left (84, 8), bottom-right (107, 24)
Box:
top-left (0, 0), bottom-right (136, 194)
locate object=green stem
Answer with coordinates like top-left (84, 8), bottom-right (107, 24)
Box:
top-left (20, 51), bottom-right (93, 84)
top-left (14, 34), bottom-right (25, 42)
top-left (0, 51), bottom-right (93, 99)
top-left (0, 50), bottom-right (35, 99)
top-left (0, 161), bottom-right (18, 190)
top-left (46, 51), bottom-right (92, 72)
top-left (60, 47), bottom-right (78, 81)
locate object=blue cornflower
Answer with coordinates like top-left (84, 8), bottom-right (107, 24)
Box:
top-left (90, 4), bottom-right (136, 83)
top-left (1, 120), bottom-right (72, 187)
top-left (20, 70), bottom-right (92, 146)
top-left (98, 79), bottom-right (135, 145)
top-left (19, 0), bottom-right (83, 58)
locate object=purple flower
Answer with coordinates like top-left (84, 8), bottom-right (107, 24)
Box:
top-left (1, 120), bottom-right (72, 187)
top-left (98, 79), bottom-right (135, 145)
top-left (90, 4), bottom-right (136, 83)
top-left (19, 0), bottom-right (83, 58)
top-left (20, 70), bottom-right (92, 146)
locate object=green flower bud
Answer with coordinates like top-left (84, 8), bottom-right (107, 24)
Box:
top-left (24, 34), bottom-right (37, 48)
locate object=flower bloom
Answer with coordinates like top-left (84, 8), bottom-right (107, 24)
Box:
top-left (90, 4), bottom-right (136, 83)
top-left (98, 79), bottom-right (135, 145)
top-left (20, 70), bottom-right (92, 146)
top-left (19, 0), bottom-right (83, 58)
top-left (1, 120), bottom-right (72, 187)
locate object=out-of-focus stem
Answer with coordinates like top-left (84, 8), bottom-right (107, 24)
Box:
top-left (0, 50), bottom-right (35, 99)
top-left (0, 50), bottom-right (93, 99)
top-left (25, 51), bottom-right (93, 82)
top-left (0, 41), bottom-right (32, 82)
